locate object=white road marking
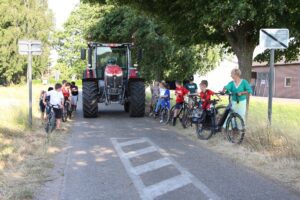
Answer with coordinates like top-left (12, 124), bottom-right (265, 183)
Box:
top-left (144, 174), bottom-right (192, 199)
top-left (118, 138), bottom-right (147, 147)
top-left (123, 146), bottom-right (157, 159)
top-left (132, 157), bottom-right (172, 175)
top-left (111, 137), bottom-right (220, 200)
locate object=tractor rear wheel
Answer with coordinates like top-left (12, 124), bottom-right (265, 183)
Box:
top-left (82, 81), bottom-right (98, 118)
top-left (129, 81), bottom-right (145, 117)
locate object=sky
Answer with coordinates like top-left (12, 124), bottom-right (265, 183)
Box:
top-left (48, 0), bottom-right (80, 30)
top-left (48, 0), bottom-right (80, 65)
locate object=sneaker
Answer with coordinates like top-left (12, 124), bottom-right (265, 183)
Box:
top-left (160, 120), bottom-right (163, 123)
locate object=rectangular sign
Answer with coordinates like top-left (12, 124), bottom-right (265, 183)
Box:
top-left (259, 29), bottom-right (289, 49)
top-left (18, 40), bottom-right (42, 55)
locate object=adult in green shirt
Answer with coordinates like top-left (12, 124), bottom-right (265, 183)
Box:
top-left (185, 76), bottom-right (198, 94)
top-left (223, 68), bottom-right (252, 122)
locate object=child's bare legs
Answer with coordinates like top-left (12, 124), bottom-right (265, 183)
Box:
top-left (56, 118), bottom-right (61, 129)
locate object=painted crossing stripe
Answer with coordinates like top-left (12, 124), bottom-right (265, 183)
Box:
top-left (123, 146), bottom-right (157, 159)
top-left (132, 157), bottom-right (172, 176)
top-left (144, 174), bottom-right (192, 199)
top-left (111, 137), bottom-right (220, 200)
top-left (119, 138), bottom-right (147, 147)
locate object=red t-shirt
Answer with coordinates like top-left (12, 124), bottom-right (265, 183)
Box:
top-left (62, 86), bottom-right (70, 98)
top-left (175, 86), bottom-right (189, 103)
top-left (200, 89), bottom-right (215, 110)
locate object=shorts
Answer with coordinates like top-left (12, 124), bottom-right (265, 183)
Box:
top-left (71, 95), bottom-right (78, 105)
top-left (175, 102), bottom-right (183, 109)
top-left (39, 100), bottom-right (45, 113)
top-left (53, 108), bottom-right (62, 119)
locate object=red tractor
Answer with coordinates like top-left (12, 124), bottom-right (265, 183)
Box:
top-left (80, 42), bottom-right (145, 118)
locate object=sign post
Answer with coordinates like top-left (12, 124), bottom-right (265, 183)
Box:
top-left (259, 29), bottom-right (289, 125)
top-left (18, 40), bottom-right (42, 129)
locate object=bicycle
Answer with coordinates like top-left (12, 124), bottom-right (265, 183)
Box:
top-left (150, 97), bottom-right (171, 124)
top-left (169, 94), bottom-right (200, 128)
top-left (195, 93), bottom-right (245, 144)
top-left (62, 99), bottom-right (72, 122)
top-left (45, 103), bottom-right (57, 134)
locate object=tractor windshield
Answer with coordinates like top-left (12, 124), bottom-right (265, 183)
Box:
top-left (96, 47), bottom-right (128, 69)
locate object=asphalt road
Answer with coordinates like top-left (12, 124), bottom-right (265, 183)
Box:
top-left (36, 100), bottom-right (300, 200)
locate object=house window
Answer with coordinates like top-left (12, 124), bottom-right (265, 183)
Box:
top-left (284, 77), bottom-right (292, 87)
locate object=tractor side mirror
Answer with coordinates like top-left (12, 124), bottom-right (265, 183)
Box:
top-left (81, 48), bottom-right (86, 60)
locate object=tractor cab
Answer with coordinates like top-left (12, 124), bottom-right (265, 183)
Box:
top-left (81, 42), bottom-right (145, 118)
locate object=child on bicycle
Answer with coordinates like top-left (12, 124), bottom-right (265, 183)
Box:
top-left (71, 81), bottom-right (79, 111)
top-left (172, 81), bottom-right (189, 126)
top-left (45, 83), bottom-right (64, 130)
top-left (154, 81), bottom-right (170, 122)
top-left (199, 80), bottom-right (220, 110)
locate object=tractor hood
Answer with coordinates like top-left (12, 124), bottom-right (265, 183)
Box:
top-left (105, 64), bottom-right (123, 77)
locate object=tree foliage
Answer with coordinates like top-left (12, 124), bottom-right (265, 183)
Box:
top-left (97, 0), bottom-right (300, 81)
top-left (0, 0), bottom-right (53, 84)
top-left (52, 3), bottom-right (113, 80)
top-left (58, 3), bottom-right (222, 82)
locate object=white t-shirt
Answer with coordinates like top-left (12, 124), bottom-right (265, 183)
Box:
top-left (159, 88), bottom-right (166, 97)
top-left (47, 90), bottom-right (64, 108)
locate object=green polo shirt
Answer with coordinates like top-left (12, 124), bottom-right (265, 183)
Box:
top-left (185, 83), bottom-right (198, 94)
top-left (225, 79), bottom-right (252, 102)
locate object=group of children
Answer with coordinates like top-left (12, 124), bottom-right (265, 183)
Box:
top-left (39, 80), bottom-right (79, 130)
top-left (150, 76), bottom-right (219, 125)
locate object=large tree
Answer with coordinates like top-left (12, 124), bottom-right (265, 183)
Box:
top-left (86, 0), bottom-right (300, 81)
top-left (55, 3), bottom-right (222, 82)
top-left (52, 3), bottom-right (113, 79)
top-left (89, 5), bottom-right (222, 81)
top-left (0, 0), bottom-right (53, 84)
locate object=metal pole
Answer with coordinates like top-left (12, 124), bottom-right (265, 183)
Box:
top-left (268, 49), bottom-right (275, 125)
top-left (28, 42), bottom-right (33, 129)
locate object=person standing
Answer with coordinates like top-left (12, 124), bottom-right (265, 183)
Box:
top-left (185, 76), bottom-right (198, 94)
top-left (71, 81), bottom-right (79, 111)
top-left (45, 83), bottom-right (64, 130)
top-left (223, 69), bottom-right (252, 122)
top-left (150, 81), bottom-right (160, 112)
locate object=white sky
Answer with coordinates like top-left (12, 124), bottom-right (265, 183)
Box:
top-left (48, 0), bottom-right (80, 30)
top-left (48, 0), bottom-right (80, 65)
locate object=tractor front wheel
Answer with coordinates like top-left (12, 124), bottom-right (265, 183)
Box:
top-left (82, 81), bottom-right (98, 118)
top-left (129, 81), bottom-right (145, 117)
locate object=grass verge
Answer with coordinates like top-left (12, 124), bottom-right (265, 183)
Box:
top-left (0, 84), bottom-right (71, 200)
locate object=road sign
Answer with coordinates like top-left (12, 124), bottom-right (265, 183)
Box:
top-left (18, 40), bottom-right (42, 55)
top-left (259, 28), bottom-right (289, 125)
top-left (18, 40), bottom-right (42, 129)
top-left (259, 29), bottom-right (289, 49)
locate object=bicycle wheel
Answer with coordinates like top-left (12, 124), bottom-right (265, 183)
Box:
top-left (215, 105), bottom-right (226, 125)
top-left (160, 107), bottom-right (170, 124)
top-left (196, 113), bottom-right (214, 140)
top-left (62, 108), bottom-right (67, 122)
top-left (181, 107), bottom-right (192, 128)
top-left (67, 105), bottom-right (72, 119)
top-left (49, 113), bottom-right (56, 133)
top-left (225, 113), bottom-right (245, 144)
top-left (168, 105), bottom-right (176, 124)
